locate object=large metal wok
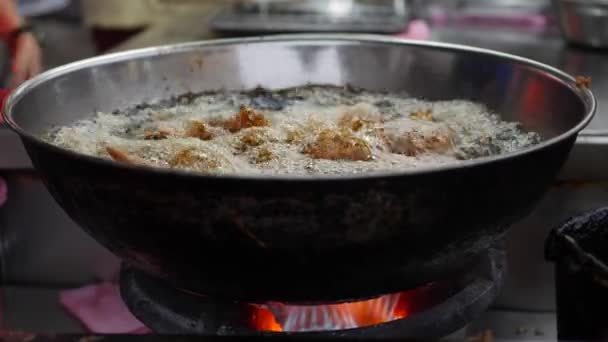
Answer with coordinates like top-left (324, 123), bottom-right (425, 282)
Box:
top-left (3, 35), bottom-right (595, 303)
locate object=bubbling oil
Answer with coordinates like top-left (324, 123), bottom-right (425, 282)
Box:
top-left (44, 85), bottom-right (541, 176)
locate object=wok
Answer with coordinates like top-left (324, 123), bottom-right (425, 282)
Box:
top-left (3, 35), bottom-right (595, 303)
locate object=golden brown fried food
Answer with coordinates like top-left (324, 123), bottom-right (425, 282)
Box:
top-left (338, 114), bottom-right (366, 131)
top-left (185, 120), bottom-right (213, 140)
top-left (235, 128), bottom-right (272, 154)
top-left (410, 109), bottom-right (434, 121)
top-left (169, 148), bottom-right (220, 171)
top-left (105, 146), bottom-right (144, 165)
top-left (380, 128), bottom-right (453, 157)
top-left (303, 129), bottom-right (372, 161)
top-left (240, 130), bottom-right (265, 147)
top-left (338, 103), bottom-right (382, 131)
top-left (255, 148), bottom-right (274, 164)
top-left (285, 129), bottom-right (305, 144)
top-left (213, 106), bottom-right (270, 133)
top-left (425, 134), bottom-right (452, 152)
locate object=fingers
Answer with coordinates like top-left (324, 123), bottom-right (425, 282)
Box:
top-left (31, 53), bottom-right (43, 76)
top-left (11, 36), bottom-right (30, 85)
top-left (11, 63), bottom-right (27, 88)
top-left (11, 49), bottom-right (28, 87)
top-left (10, 34), bottom-right (43, 87)
top-left (28, 43), bottom-right (43, 78)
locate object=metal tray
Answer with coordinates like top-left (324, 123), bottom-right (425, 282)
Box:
top-left (210, 0), bottom-right (410, 34)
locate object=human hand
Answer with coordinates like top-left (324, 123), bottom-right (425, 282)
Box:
top-left (9, 32), bottom-right (42, 87)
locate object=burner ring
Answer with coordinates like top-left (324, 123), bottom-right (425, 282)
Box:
top-left (120, 246), bottom-right (505, 338)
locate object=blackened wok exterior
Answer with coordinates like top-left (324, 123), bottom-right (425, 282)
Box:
top-left (3, 35), bottom-right (595, 302)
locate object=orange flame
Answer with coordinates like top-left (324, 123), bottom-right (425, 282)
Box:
top-left (250, 305), bottom-right (282, 332)
top-left (250, 292), bottom-right (417, 332)
top-left (249, 283), bottom-right (445, 332)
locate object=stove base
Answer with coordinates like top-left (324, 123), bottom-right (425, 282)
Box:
top-left (119, 246), bottom-right (505, 338)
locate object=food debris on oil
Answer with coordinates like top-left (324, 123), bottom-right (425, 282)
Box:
top-left (576, 76), bottom-right (591, 89)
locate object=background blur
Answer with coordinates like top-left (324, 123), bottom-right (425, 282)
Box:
top-left (1, 0), bottom-right (607, 339)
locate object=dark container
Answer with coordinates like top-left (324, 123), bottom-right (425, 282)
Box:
top-left (546, 207), bottom-right (608, 341)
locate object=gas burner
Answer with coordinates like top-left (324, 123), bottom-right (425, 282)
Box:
top-left (120, 246), bottom-right (505, 338)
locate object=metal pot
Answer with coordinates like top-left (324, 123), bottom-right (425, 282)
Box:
top-left (554, 0), bottom-right (608, 48)
top-left (3, 35), bottom-right (595, 303)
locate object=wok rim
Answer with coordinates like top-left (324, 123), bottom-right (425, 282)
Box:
top-left (2, 34), bottom-right (597, 182)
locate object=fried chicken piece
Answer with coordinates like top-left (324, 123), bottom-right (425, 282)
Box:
top-left (303, 129), bottom-right (372, 161)
top-left (235, 128), bottom-right (272, 154)
top-left (255, 148), bottom-right (274, 164)
top-left (169, 148), bottom-right (221, 171)
top-left (338, 103), bottom-right (381, 131)
top-left (338, 114), bottom-right (366, 131)
top-left (105, 146), bottom-right (145, 165)
top-left (285, 129), bottom-right (305, 144)
top-left (380, 128), bottom-right (453, 157)
top-left (409, 109), bottom-right (434, 121)
top-left (425, 134), bottom-right (452, 152)
top-left (185, 120), bottom-right (213, 140)
top-left (213, 106), bottom-right (270, 133)
top-left (240, 130), bottom-right (265, 147)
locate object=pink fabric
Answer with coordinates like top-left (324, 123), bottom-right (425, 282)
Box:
top-left (59, 282), bottom-right (151, 334)
top-left (395, 20), bottom-right (431, 40)
top-left (429, 13), bottom-right (551, 30)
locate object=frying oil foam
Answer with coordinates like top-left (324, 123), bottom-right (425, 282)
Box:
top-left (44, 86), bottom-right (540, 176)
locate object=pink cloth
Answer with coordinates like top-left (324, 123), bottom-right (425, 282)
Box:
top-left (395, 20), bottom-right (431, 40)
top-left (59, 282), bottom-right (151, 334)
top-left (429, 12), bottom-right (551, 30)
